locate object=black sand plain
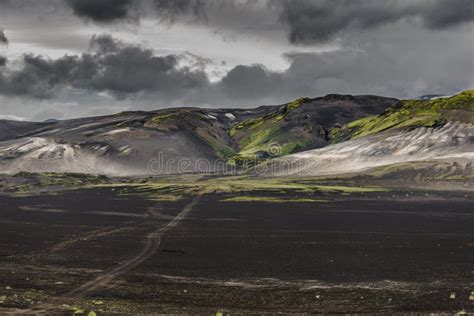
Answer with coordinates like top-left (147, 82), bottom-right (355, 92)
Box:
top-left (0, 186), bottom-right (473, 314)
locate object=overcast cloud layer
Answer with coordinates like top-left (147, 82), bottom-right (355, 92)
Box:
top-left (0, 0), bottom-right (473, 121)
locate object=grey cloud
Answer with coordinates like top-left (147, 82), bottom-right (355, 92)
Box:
top-left (64, 0), bottom-right (208, 24)
top-left (275, 0), bottom-right (474, 44)
top-left (153, 0), bottom-right (206, 21)
top-left (0, 26), bottom-right (473, 113)
top-left (0, 34), bottom-right (210, 98)
top-left (89, 33), bottom-right (121, 53)
top-left (0, 54), bottom-right (78, 98)
top-left (66, 0), bottom-right (137, 23)
top-left (3, 1), bottom-right (472, 46)
top-left (0, 28), bottom-right (8, 45)
top-left (422, 0), bottom-right (474, 29)
top-left (0, 56), bottom-right (6, 67)
top-left (189, 24), bottom-right (474, 105)
top-left (218, 64), bottom-right (281, 99)
top-left (63, 0), bottom-right (474, 45)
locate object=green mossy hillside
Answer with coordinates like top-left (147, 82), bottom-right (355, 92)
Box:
top-left (228, 97), bottom-right (312, 165)
top-left (331, 90), bottom-right (474, 142)
top-left (147, 110), bottom-right (206, 129)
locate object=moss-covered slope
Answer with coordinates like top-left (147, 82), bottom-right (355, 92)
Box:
top-left (332, 90), bottom-right (474, 142)
top-left (228, 98), bottom-right (315, 165)
top-left (228, 94), bottom-right (398, 165)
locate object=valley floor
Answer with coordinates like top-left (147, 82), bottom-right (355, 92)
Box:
top-left (0, 185), bottom-right (473, 314)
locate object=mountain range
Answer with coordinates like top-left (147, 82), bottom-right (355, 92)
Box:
top-left (0, 90), bottom-right (472, 178)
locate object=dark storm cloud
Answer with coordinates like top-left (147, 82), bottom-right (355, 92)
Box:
top-left (188, 21), bottom-right (473, 105)
top-left (63, 0), bottom-right (208, 24)
top-left (153, 0), bottom-right (206, 21)
top-left (421, 0), bottom-right (474, 29)
top-left (276, 0), bottom-right (474, 44)
top-left (62, 0), bottom-right (473, 44)
top-left (0, 34), bottom-right (210, 98)
top-left (0, 54), bottom-right (79, 98)
top-left (0, 29), bottom-right (8, 46)
top-left (0, 28), bottom-right (473, 105)
top-left (89, 33), bottom-right (120, 53)
top-left (2, 1), bottom-right (472, 44)
top-left (66, 0), bottom-right (136, 23)
top-left (218, 64), bottom-right (280, 99)
top-left (0, 56), bottom-right (7, 67)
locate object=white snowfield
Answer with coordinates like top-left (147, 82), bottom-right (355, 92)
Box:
top-left (0, 137), bottom-right (123, 175)
top-left (262, 122), bottom-right (474, 177)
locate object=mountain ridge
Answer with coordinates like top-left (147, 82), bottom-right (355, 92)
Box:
top-left (0, 91), bottom-right (472, 177)
top-left (0, 93), bottom-right (399, 175)
top-left (331, 90), bottom-right (474, 142)
top-left (261, 90), bottom-right (474, 178)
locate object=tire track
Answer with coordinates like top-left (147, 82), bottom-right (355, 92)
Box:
top-left (49, 225), bottom-right (134, 253)
top-left (22, 194), bottom-right (202, 314)
top-left (27, 206), bottom-right (173, 260)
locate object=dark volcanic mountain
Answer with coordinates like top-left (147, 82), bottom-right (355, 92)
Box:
top-left (0, 94), bottom-right (398, 175)
top-left (263, 90), bottom-right (474, 178)
top-left (0, 120), bottom-right (52, 142)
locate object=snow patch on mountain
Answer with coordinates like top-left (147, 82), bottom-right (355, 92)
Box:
top-left (262, 122), bottom-right (474, 177)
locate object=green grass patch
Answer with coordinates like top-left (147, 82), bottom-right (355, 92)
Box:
top-left (4, 173), bottom-right (389, 199)
top-left (287, 97), bottom-right (308, 110)
top-left (227, 97), bottom-right (312, 162)
top-left (221, 196), bottom-right (328, 203)
top-left (85, 175), bottom-right (388, 200)
top-left (332, 90), bottom-right (474, 141)
top-left (148, 114), bottom-right (175, 125)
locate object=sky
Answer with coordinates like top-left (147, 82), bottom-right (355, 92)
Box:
top-left (0, 0), bottom-right (473, 121)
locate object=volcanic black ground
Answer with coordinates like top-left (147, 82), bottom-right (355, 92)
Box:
top-left (0, 187), bottom-right (473, 314)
